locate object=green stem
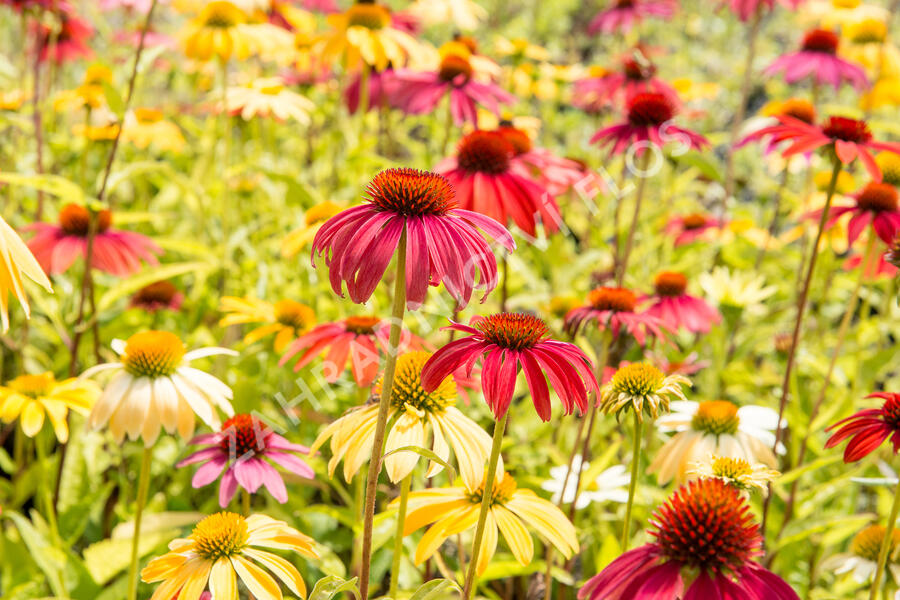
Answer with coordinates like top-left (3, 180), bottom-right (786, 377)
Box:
top-left (358, 227), bottom-right (407, 600)
top-left (617, 150), bottom-right (651, 286)
top-left (34, 432), bottom-right (61, 548)
top-left (621, 411), bottom-right (643, 551)
top-left (127, 447), bottom-right (153, 600)
top-left (461, 411), bottom-right (508, 600)
top-left (388, 475), bottom-right (412, 598)
top-left (242, 488), bottom-right (251, 517)
top-left (358, 63), bottom-right (371, 134)
top-left (871, 477), bottom-right (900, 600)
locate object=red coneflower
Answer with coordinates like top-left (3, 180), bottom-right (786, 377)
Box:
top-left (25, 203), bottom-right (161, 276)
top-left (564, 287), bottom-right (670, 346)
top-left (497, 124), bottom-right (588, 197)
top-left (129, 281), bottom-right (183, 313)
top-left (587, 0), bottom-right (676, 35)
top-left (37, 10), bottom-right (94, 64)
top-left (574, 49), bottom-right (680, 112)
top-left (279, 315), bottom-right (425, 387)
top-left (740, 115), bottom-right (900, 181)
top-left (579, 478), bottom-right (799, 600)
top-left (825, 393), bottom-right (900, 462)
top-left (643, 271), bottom-right (721, 334)
top-left (724, 0), bottom-right (804, 21)
top-left (311, 168), bottom-right (515, 310)
top-left (435, 130), bottom-right (561, 237)
top-left (591, 92), bottom-right (708, 157)
top-left (664, 212), bottom-right (726, 246)
top-left (764, 29), bottom-right (868, 92)
top-left (811, 182), bottom-right (900, 246)
top-left (421, 312), bottom-right (599, 421)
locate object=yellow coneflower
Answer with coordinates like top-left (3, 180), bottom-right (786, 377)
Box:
top-left (218, 77), bottom-right (314, 123)
top-left (314, 1), bottom-right (422, 70)
top-left (598, 363), bottom-right (690, 422)
top-left (218, 296), bottom-right (315, 352)
top-left (877, 152), bottom-right (900, 187)
top-left (281, 201), bottom-right (343, 258)
top-left (0, 215), bottom-right (53, 332)
top-left (688, 453), bottom-right (780, 496)
top-left (121, 108), bottom-right (186, 153)
top-left (0, 373), bottom-right (99, 442)
top-left (141, 512), bottom-right (318, 600)
top-left (181, 1), bottom-right (293, 63)
top-left (310, 351), bottom-right (497, 489)
top-left (397, 470), bottom-right (577, 575)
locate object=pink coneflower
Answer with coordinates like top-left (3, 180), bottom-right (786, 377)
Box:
top-left (764, 29), bottom-right (868, 92)
top-left (177, 414), bottom-right (314, 507)
top-left (564, 286), bottom-right (670, 346)
top-left (497, 124), bottom-right (587, 197)
top-left (844, 252), bottom-right (897, 279)
top-left (811, 182), bottom-right (900, 246)
top-left (587, 0), bottom-right (676, 35)
top-left (645, 350), bottom-right (710, 376)
top-left (311, 168), bottom-right (515, 310)
top-left (346, 66), bottom-right (396, 114)
top-left (25, 203), bottom-right (161, 276)
top-left (300, 0), bottom-right (339, 13)
top-left (388, 54), bottom-right (514, 126)
top-left (664, 213), bottom-right (725, 246)
top-left (421, 313), bottom-right (599, 421)
top-left (435, 130), bottom-right (561, 237)
top-left (37, 12), bottom-right (93, 64)
top-left (643, 271), bottom-right (721, 334)
top-left (279, 315), bottom-right (425, 386)
top-left (574, 51), bottom-right (679, 112)
top-left (98, 0), bottom-right (162, 12)
top-left (724, 0), bottom-right (804, 21)
top-left (579, 478), bottom-right (799, 600)
top-left (129, 281), bottom-right (183, 313)
top-left (826, 393), bottom-right (900, 462)
top-left (741, 115), bottom-right (900, 181)
top-left (591, 92), bottom-right (708, 157)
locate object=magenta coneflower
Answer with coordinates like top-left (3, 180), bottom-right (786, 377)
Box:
top-left (587, 0), bottom-right (676, 35)
top-left (279, 315), bottom-right (425, 387)
top-left (724, 0), bottom-right (803, 21)
top-left (345, 66), bottom-right (396, 114)
top-left (643, 271), bottom-right (721, 334)
top-left (25, 203), bottom-right (161, 276)
top-left (579, 478), bottom-right (799, 600)
top-left (311, 168), bottom-right (515, 310)
top-left (574, 51), bottom-right (679, 112)
top-left (764, 29), bottom-right (868, 92)
top-left (664, 212), bottom-right (726, 246)
top-left (389, 54), bottom-right (514, 126)
top-left (435, 130), bottom-right (561, 237)
top-left (177, 414), bottom-right (314, 507)
top-left (826, 393), bottom-right (900, 463)
top-left (844, 252), bottom-right (897, 279)
top-left (129, 281), bottom-right (183, 313)
top-left (741, 115), bottom-right (900, 181)
top-left (811, 182), bottom-right (900, 246)
top-left (591, 92), bottom-right (708, 157)
top-left (37, 11), bottom-right (93, 64)
top-left (497, 124), bottom-right (587, 197)
top-left (421, 313), bottom-right (598, 421)
top-left (564, 286), bottom-right (670, 346)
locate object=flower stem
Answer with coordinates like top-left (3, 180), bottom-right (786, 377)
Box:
top-left (388, 474), bottom-right (412, 598)
top-left (621, 411), bottom-right (643, 551)
top-left (34, 432), bottom-right (61, 548)
top-left (358, 63), bottom-right (371, 133)
top-left (358, 226), bottom-right (407, 600)
top-left (242, 488), bottom-right (251, 517)
top-left (127, 446), bottom-right (153, 600)
top-left (871, 476), bottom-right (900, 600)
top-left (616, 150), bottom-right (651, 286)
top-left (461, 410), bottom-right (508, 600)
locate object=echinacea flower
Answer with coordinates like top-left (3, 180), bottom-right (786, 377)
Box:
top-left (279, 315), bottom-right (425, 386)
top-left (591, 92), bottom-right (708, 157)
top-left (643, 271), bottom-right (721, 334)
top-left (587, 0), bottom-right (676, 35)
top-left (217, 77), bottom-right (315, 123)
top-left (310, 351), bottom-right (496, 487)
top-left (811, 182), bottom-right (900, 246)
top-left (578, 478), bottom-right (800, 600)
top-left (820, 525), bottom-right (900, 587)
top-left (37, 12), bottom-right (94, 64)
top-left (219, 296), bottom-right (315, 352)
top-left (141, 512), bottom-right (317, 600)
top-left (407, 0), bottom-right (486, 30)
top-left (0, 215), bottom-right (52, 332)
top-left (648, 400), bottom-right (780, 484)
top-left (698, 267), bottom-right (776, 316)
top-left (311, 168), bottom-right (515, 310)
top-left (664, 212), bottom-right (726, 246)
top-left (281, 201), bottom-right (343, 257)
top-left (344, 65), bottom-right (395, 114)
top-left (724, 0), bottom-right (804, 21)
top-left (81, 331), bottom-right (237, 446)
top-left (129, 281), bottom-right (184, 313)
top-left (688, 454), bottom-right (780, 496)
top-left (740, 115), bottom-right (900, 181)
top-left (177, 414), bottom-right (314, 506)
top-left (121, 108), bottom-right (186, 153)
top-left (181, 1), bottom-right (293, 62)
top-left (764, 29), bottom-right (868, 91)
top-left (25, 203), bottom-right (161, 277)
top-left (496, 124), bottom-right (588, 198)
top-left (877, 152), bottom-right (900, 187)
top-left (0, 373), bottom-right (99, 442)
top-left (574, 51), bottom-right (680, 112)
top-left (421, 313), bottom-right (599, 421)
top-left (598, 363), bottom-right (690, 422)
top-left (388, 54), bottom-right (514, 126)
top-left (825, 392), bottom-right (900, 462)
top-left (541, 454), bottom-right (630, 509)
top-left (435, 130), bottom-right (562, 237)
top-left (563, 287), bottom-right (671, 346)
top-left (397, 470), bottom-right (578, 575)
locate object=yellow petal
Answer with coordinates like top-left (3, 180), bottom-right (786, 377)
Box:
top-left (232, 554), bottom-right (283, 600)
top-left (243, 548), bottom-right (307, 599)
top-left (20, 400), bottom-right (45, 437)
top-left (209, 557), bottom-right (238, 600)
top-left (493, 505), bottom-right (534, 566)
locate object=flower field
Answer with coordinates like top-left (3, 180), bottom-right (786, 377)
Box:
top-left (2, 0), bottom-right (900, 599)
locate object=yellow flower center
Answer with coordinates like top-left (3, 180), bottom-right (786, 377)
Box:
top-left (846, 19), bottom-right (887, 44)
top-left (832, 0), bottom-right (860, 8)
top-left (274, 300), bottom-right (314, 330)
top-left (201, 1), bottom-right (246, 28)
top-left (344, 315), bottom-right (381, 335)
top-left (692, 401), bottom-right (740, 436)
top-left (7, 373), bottom-right (55, 398)
top-left (876, 152), bottom-right (900, 188)
top-left (709, 455), bottom-right (753, 480)
top-left (134, 108), bottom-right (163, 123)
top-left (851, 525), bottom-right (900, 562)
top-left (610, 363), bottom-right (664, 398)
top-left (191, 512), bottom-right (249, 560)
top-left (376, 351), bottom-right (456, 413)
top-left (121, 331), bottom-right (186, 378)
top-left (468, 472), bottom-right (517, 506)
top-left (345, 3), bottom-right (390, 29)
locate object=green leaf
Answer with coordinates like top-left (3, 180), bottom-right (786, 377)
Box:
top-left (308, 575), bottom-right (360, 600)
top-left (775, 454), bottom-right (842, 487)
top-left (408, 578), bottom-right (460, 600)
top-left (675, 151), bottom-right (722, 182)
top-left (97, 261), bottom-right (214, 311)
top-left (6, 511), bottom-right (68, 597)
top-left (0, 172), bottom-right (87, 203)
top-left (82, 528), bottom-right (179, 585)
top-left (380, 446), bottom-right (456, 481)
top-left (101, 80), bottom-right (126, 116)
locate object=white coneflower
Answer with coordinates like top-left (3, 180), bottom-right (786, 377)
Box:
top-left (598, 363), bottom-right (690, 422)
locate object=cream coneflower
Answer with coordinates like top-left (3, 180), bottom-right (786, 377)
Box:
top-left (820, 525), bottom-right (900, 589)
top-left (141, 512), bottom-right (318, 600)
top-left (219, 297), bottom-right (315, 352)
top-left (310, 351), bottom-right (496, 489)
top-left (121, 108), bottom-right (186, 154)
top-left (217, 77), bottom-right (315, 123)
top-left (688, 454), bottom-right (780, 496)
top-left (281, 201), bottom-right (343, 258)
top-left (0, 215), bottom-right (53, 332)
top-left (0, 372), bottom-right (99, 443)
top-left (81, 331), bottom-right (237, 446)
top-left (598, 362), bottom-right (690, 423)
top-left (649, 400), bottom-right (780, 485)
